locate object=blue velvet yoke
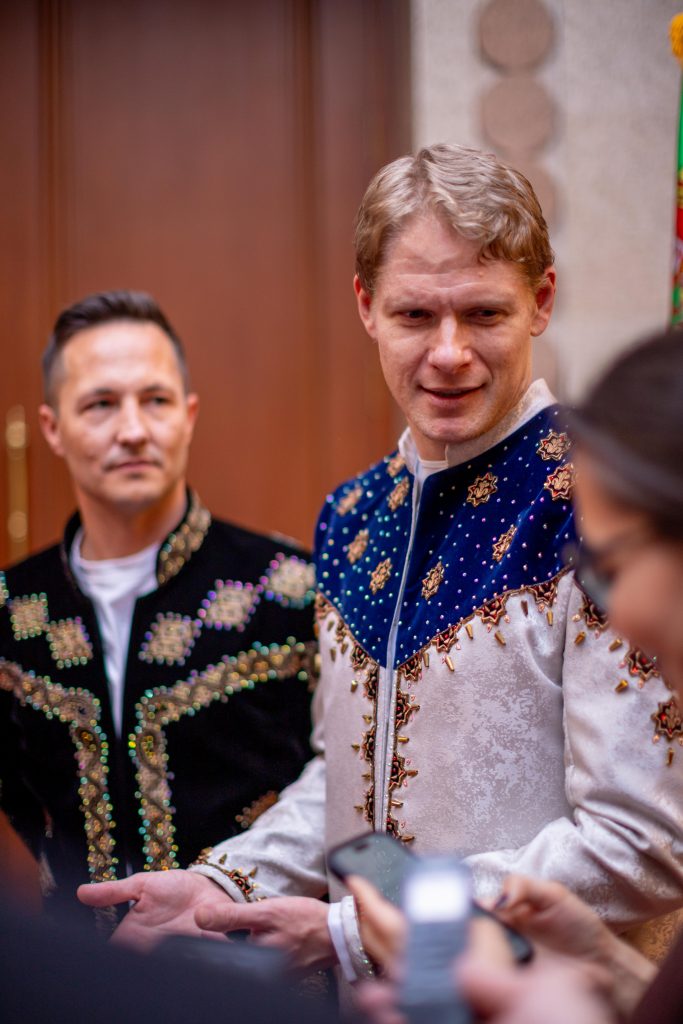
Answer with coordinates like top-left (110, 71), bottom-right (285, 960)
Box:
top-left (315, 406), bottom-right (576, 670)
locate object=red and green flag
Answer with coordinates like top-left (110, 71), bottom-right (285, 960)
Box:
top-left (670, 15), bottom-right (683, 324)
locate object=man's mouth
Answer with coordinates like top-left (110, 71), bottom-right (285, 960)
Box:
top-left (421, 384), bottom-right (483, 399)
top-left (108, 459), bottom-right (159, 471)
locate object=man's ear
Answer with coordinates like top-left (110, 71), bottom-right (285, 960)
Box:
top-left (354, 274), bottom-right (377, 340)
top-left (530, 267), bottom-right (557, 337)
top-left (185, 393), bottom-right (200, 440)
top-left (38, 404), bottom-right (65, 458)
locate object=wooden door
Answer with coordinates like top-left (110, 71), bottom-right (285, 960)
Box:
top-left (0, 0), bottom-right (411, 565)
top-left (0, 0), bottom-right (410, 897)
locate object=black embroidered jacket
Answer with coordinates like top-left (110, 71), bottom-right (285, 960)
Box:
top-left (0, 493), bottom-right (317, 926)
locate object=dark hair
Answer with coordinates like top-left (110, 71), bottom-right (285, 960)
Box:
top-left (570, 328), bottom-right (683, 538)
top-left (42, 289), bottom-right (189, 404)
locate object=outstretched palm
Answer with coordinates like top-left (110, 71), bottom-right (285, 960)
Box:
top-left (78, 869), bottom-right (229, 952)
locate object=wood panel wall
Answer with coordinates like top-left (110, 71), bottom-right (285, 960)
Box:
top-left (0, 0), bottom-right (411, 565)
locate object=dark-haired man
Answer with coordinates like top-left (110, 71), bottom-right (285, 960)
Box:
top-left (0, 290), bottom-right (316, 928)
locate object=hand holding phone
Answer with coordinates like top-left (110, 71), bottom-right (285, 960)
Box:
top-left (327, 831), bottom-right (533, 965)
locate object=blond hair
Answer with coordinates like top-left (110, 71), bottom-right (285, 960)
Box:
top-left (354, 143), bottom-right (554, 294)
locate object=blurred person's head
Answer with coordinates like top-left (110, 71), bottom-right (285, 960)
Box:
top-left (39, 290), bottom-right (199, 543)
top-left (571, 329), bottom-right (683, 693)
top-left (353, 144), bottom-right (556, 458)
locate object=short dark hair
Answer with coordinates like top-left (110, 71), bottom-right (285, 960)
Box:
top-left (570, 328), bottom-right (683, 539)
top-left (42, 289), bottom-right (189, 404)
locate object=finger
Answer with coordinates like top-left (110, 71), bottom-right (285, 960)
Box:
top-left (77, 877), bottom-right (143, 907)
top-left (456, 955), bottom-right (523, 1017)
top-left (354, 980), bottom-right (406, 1024)
top-left (469, 916), bottom-right (516, 968)
top-left (195, 899), bottom-right (259, 933)
top-left (504, 874), bottom-right (568, 911)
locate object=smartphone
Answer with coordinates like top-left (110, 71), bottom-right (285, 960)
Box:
top-left (327, 831), bottom-right (533, 964)
top-left (328, 830), bottom-right (415, 906)
top-left (399, 854), bottom-right (472, 1024)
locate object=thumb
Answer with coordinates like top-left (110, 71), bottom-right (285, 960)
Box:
top-left (77, 877), bottom-right (142, 907)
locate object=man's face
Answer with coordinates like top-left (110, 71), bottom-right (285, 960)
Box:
top-left (355, 214), bottom-right (556, 459)
top-left (39, 321), bottom-right (198, 516)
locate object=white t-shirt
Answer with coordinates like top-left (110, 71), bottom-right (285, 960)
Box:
top-left (70, 530), bottom-right (158, 735)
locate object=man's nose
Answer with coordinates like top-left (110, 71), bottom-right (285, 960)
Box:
top-left (116, 400), bottom-right (148, 444)
top-left (428, 317), bottom-right (472, 372)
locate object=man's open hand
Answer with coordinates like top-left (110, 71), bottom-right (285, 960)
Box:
top-left (77, 869), bottom-right (228, 952)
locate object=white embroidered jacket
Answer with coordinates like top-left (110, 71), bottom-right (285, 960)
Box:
top-left (192, 382), bottom-right (683, 971)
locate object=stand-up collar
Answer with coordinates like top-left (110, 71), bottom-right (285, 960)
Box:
top-left (398, 378), bottom-right (556, 475)
top-left (60, 490), bottom-right (212, 590)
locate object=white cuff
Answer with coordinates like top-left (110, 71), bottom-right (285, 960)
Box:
top-left (327, 901), bottom-right (357, 983)
top-left (335, 894), bottom-right (376, 980)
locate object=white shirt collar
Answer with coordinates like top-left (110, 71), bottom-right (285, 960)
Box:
top-left (398, 378), bottom-right (556, 475)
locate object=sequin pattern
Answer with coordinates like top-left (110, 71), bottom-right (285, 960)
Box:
top-left (156, 494), bottom-right (211, 586)
top-left (0, 659), bottom-right (117, 883)
top-left (131, 641), bottom-right (317, 869)
top-left (10, 593), bottom-right (49, 639)
top-left (47, 618), bottom-right (94, 668)
top-left (140, 555), bottom-right (314, 663)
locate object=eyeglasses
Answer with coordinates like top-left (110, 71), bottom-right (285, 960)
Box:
top-left (563, 527), bottom-right (653, 610)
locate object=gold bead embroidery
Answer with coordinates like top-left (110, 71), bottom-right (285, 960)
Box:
top-left (201, 583), bottom-right (257, 629)
top-left (157, 493), bottom-right (211, 586)
top-left (543, 462), bottom-right (575, 502)
top-left (139, 613), bottom-right (200, 665)
top-left (421, 561), bottom-right (444, 600)
top-left (369, 558), bottom-right (393, 594)
top-left (264, 556), bottom-right (315, 602)
top-left (386, 453), bottom-right (406, 478)
top-left (337, 485), bottom-right (363, 516)
top-left (466, 472), bottom-right (498, 507)
top-left (492, 525), bottom-right (517, 562)
top-left (388, 477), bottom-right (410, 511)
top-left (235, 791), bottom-right (279, 830)
top-left (537, 430), bottom-right (571, 462)
top-left (47, 618), bottom-right (94, 669)
top-left (652, 698), bottom-right (683, 742)
top-left (347, 529), bottom-right (370, 565)
top-left (0, 660), bottom-right (117, 885)
top-left (132, 641), bottom-right (316, 870)
top-left (10, 593), bottom-right (49, 640)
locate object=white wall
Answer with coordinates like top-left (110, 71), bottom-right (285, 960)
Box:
top-left (412, 0), bottom-right (682, 398)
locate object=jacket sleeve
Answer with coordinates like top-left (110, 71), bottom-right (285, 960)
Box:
top-left (464, 575), bottom-right (683, 932)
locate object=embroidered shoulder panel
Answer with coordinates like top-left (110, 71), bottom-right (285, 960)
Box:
top-left (315, 406), bottom-right (575, 667)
